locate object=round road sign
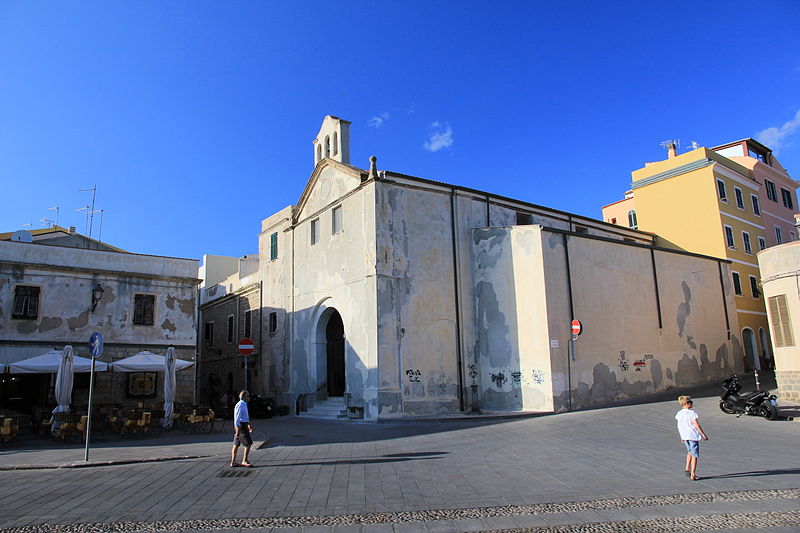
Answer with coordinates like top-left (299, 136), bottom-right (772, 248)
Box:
top-left (571, 320), bottom-right (582, 336)
top-left (238, 338), bottom-right (255, 356)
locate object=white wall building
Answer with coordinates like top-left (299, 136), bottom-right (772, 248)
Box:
top-left (0, 232), bottom-right (200, 412)
top-left (209, 116), bottom-right (744, 421)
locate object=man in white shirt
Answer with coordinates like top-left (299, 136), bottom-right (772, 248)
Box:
top-left (675, 395), bottom-right (708, 480)
top-left (231, 390), bottom-right (255, 467)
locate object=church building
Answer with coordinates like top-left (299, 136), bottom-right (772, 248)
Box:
top-left (200, 116), bottom-right (744, 421)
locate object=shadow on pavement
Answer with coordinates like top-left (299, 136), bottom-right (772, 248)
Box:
top-left (258, 451), bottom-right (448, 468)
top-left (703, 468), bottom-right (800, 479)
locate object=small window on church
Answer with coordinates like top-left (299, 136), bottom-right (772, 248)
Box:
top-left (516, 212), bottom-right (533, 225)
top-left (325, 136), bottom-right (331, 158)
top-left (316, 144), bottom-right (322, 163)
top-left (333, 132), bottom-right (338, 156)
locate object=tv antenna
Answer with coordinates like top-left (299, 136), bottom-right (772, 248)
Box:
top-left (40, 217), bottom-right (55, 228)
top-left (47, 206), bottom-right (60, 227)
top-left (88, 209), bottom-right (104, 242)
top-left (659, 139), bottom-right (680, 150)
top-left (78, 185), bottom-right (97, 238)
top-left (75, 205), bottom-right (91, 235)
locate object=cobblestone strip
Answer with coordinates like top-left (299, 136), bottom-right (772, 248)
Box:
top-left (1, 488), bottom-right (798, 532)
top-left (476, 510), bottom-right (800, 533)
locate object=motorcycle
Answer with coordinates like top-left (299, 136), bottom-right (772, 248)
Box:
top-left (719, 374), bottom-right (778, 420)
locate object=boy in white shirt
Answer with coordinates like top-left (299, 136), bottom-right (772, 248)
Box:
top-left (675, 395), bottom-right (708, 480)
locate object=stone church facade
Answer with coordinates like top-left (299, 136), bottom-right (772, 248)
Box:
top-left (204, 116), bottom-right (744, 421)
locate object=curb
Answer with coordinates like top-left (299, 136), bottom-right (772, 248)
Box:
top-left (0, 438), bottom-right (272, 471)
top-left (0, 454), bottom-right (210, 471)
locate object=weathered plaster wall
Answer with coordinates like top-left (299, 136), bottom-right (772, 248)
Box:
top-left (541, 231), bottom-right (742, 411)
top-left (259, 206), bottom-right (293, 406)
top-left (273, 165), bottom-right (378, 417)
top-left (472, 226), bottom-right (553, 412)
top-left (0, 241), bottom-right (198, 364)
top-left (375, 182), bottom-right (461, 418)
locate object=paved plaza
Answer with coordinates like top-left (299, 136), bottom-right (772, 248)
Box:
top-left (0, 377), bottom-right (798, 533)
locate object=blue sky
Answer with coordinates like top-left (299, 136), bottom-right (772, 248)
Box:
top-left (2, 2), bottom-right (800, 260)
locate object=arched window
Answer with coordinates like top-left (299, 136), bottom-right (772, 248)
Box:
top-left (325, 136), bottom-right (331, 158)
top-left (627, 210), bottom-right (638, 229)
top-left (316, 144), bottom-right (322, 163)
top-left (333, 131), bottom-right (338, 156)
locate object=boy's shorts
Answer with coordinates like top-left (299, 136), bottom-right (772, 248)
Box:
top-left (683, 440), bottom-right (700, 457)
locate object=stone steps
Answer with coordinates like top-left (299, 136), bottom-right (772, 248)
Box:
top-left (299, 397), bottom-right (346, 420)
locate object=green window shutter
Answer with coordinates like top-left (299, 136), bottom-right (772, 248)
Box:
top-left (270, 232), bottom-right (278, 260)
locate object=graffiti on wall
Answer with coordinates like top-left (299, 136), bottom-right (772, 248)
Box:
top-left (531, 369), bottom-right (546, 384)
top-left (618, 351), bottom-right (629, 371)
top-left (490, 371), bottom-right (507, 389)
top-left (468, 364), bottom-right (478, 385)
top-left (405, 369), bottom-right (421, 383)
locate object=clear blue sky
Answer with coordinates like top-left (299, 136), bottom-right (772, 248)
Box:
top-left (2, 2), bottom-right (799, 260)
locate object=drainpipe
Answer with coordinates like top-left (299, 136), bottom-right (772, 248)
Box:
top-left (194, 286), bottom-right (200, 406)
top-left (259, 279), bottom-right (264, 393)
top-left (562, 233), bottom-right (574, 411)
top-left (450, 188), bottom-right (465, 411)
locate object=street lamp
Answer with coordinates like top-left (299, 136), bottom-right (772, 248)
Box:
top-left (91, 284), bottom-right (104, 312)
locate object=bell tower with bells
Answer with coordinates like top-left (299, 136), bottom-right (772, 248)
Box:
top-left (313, 115), bottom-right (351, 166)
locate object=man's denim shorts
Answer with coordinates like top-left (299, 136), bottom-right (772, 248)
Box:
top-left (683, 440), bottom-right (700, 457)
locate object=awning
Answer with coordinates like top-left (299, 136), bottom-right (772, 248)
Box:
top-left (110, 351), bottom-right (194, 372)
top-left (9, 350), bottom-right (108, 373)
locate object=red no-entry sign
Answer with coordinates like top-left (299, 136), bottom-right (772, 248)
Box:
top-left (238, 338), bottom-right (255, 355)
top-left (571, 320), bottom-right (582, 336)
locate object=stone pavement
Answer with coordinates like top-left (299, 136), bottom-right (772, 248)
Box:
top-left (0, 377), bottom-right (798, 532)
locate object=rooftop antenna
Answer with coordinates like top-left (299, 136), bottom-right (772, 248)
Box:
top-left (47, 206), bottom-right (60, 227)
top-left (75, 205), bottom-right (90, 235)
top-left (659, 139), bottom-right (680, 158)
top-left (691, 141), bottom-right (699, 150)
top-left (78, 185), bottom-right (97, 238)
top-left (89, 209), bottom-right (104, 242)
top-left (40, 217), bottom-right (55, 228)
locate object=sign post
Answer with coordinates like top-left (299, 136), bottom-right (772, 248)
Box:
top-left (85, 331), bottom-right (103, 462)
top-left (238, 338), bottom-right (254, 390)
top-left (569, 320), bottom-right (582, 362)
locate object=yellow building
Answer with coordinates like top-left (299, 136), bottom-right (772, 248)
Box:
top-left (602, 139), bottom-right (799, 372)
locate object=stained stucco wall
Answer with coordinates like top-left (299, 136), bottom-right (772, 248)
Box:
top-left (279, 166), bottom-right (379, 417)
top-left (472, 226), bottom-right (742, 413)
top-left (542, 230), bottom-right (742, 411)
top-left (0, 241), bottom-right (199, 407)
top-left (0, 241), bottom-right (198, 363)
top-left (376, 182), bottom-right (460, 417)
top-left (472, 227), bottom-right (553, 412)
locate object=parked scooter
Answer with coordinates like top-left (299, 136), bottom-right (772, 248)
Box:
top-left (719, 374), bottom-right (778, 420)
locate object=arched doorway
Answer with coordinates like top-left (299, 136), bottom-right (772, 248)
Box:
top-left (759, 328), bottom-right (772, 370)
top-left (326, 310), bottom-right (346, 396)
top-left (742, 328), bottom-right (760, 371)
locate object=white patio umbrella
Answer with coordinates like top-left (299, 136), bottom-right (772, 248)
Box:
top-left (163, 347), bottom-right (176, 429)
top-left (51, 345), bottom-right (74, 432)
top-left (109, 351), bottom-right (194, 372)
top-left (9, 350), bottom-right (108, 373)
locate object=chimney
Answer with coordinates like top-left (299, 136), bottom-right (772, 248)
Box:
top-left (69, 226), bottom-right (76, 234)
top-left (667, 141), bottom-right (677, 159)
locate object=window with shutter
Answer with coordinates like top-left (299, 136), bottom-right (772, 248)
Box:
top-left (12, 286), bottom-right (40, 319)
top-left (270, 232), bottom-right (278, 260)
top-left (227, 315), bottom-right (234, 343)
top-left (133, 294), bottom-right (155, 325)
top-left (768, 294), bottom-right (795, 347)
top-left (244, 310), bottom-right (252, 338)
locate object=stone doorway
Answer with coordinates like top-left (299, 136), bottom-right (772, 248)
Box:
top-left (326, 310), bottom-right (345, 397)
